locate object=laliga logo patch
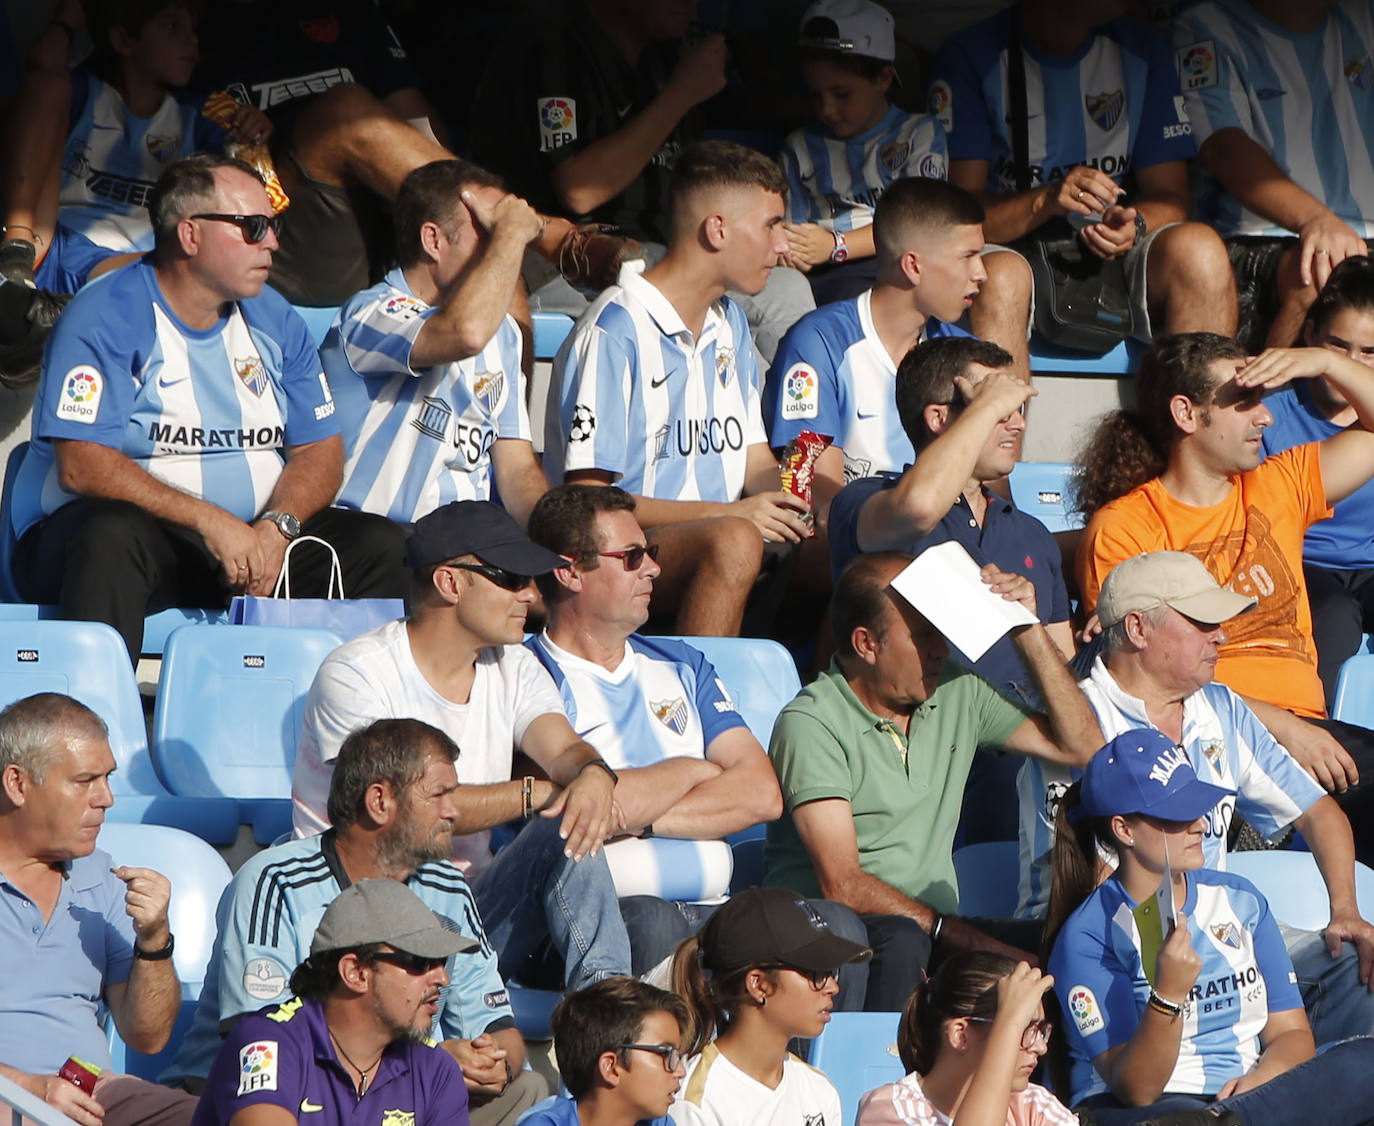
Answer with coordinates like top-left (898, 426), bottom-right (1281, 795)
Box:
top-left (1347, 54), bottom-right (1373, 92)
top-left (928, 80), bottom-right (953, 131)
top-left (56, 366), bottom-right (103, 423)
top-left (1085, 90), bottom-right (1124, 132)
top-left (145, 133), bottom-right (181, 163)
top-left (1068, 985), bottom-right (1105, 1035)
top-left (880, 141), bottom-right (910, 173)
top-left (473, 370), bottom-right (504, 414)
top-left (651, 696), bottom-right (689, 736)
top-left (237, 1041), bottom-right (278, 1096)
top-left (539, 96), bottom-right (577, 152)
top-left (235, 355), bottom-right (269, 397)
top-left (384, 294), bottom-right (423, 322)
top-left (1177, 41), bottom-right (1217, 90)
top-left (780, 363), bottom-right (818, 420)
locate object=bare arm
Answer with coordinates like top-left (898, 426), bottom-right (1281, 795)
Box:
top-left (229, 1106), bottom-right (298, 1126)
top-left (1243, 695), bottom-right (1358, 792)
top-left (521, 713), bottom-right (618, 859)
top-left (489, 439), bottom-right (549, 528)
top-left (946, 159), bottom-right (1122, 244)
top-left (0, 1065), bottom-right (104, 1126)
top-left (1003, 623), bottom-right (1102, 766)
top-left (442, 1027), bottom-right (527, 1097)
top-left (104, 866), bottom-right (179, 1054)
top-left (449, 777), bottom-right (560, 837)
top-left (1217, 1010), bottom-right (1314, 1099)
top-left (1295, 795), bottom-right (1374, 985)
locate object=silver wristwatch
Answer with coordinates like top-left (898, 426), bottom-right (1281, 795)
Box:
top-left (259, 510), bottom-right (302, 540)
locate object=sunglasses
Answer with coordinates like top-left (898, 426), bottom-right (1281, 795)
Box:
top-left (615, 1043), bottom-right (682, 1071)
top-left (966, 1016), bottom-right (1053, 1051)
top-left (448, 561), bottom-right (534, 591)
top-left (758, 964), bottom-right (840, 991)
top-left (598, 543), bottom-right (661, 571)
top-left (191, 212), bottom-right (284, 244)
top-left (367, 949), bottom-right (449, 975)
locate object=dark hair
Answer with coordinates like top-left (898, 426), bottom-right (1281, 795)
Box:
top-left (1041, 781), bottom-right (1120, 965)
top-left (670, 934), bottom-right (781, 1056)
top-left (87, 0), bottom-right (201, 68)
top-left (670, 140), bottom-right (787, 225)
top-left (551, 976), bottom-right (689, 1099)
top-left (897, 951), bottom-right (1018, 1074)
top-left (326, 718), bottom-right (460, 830)
top-left (1306, 254), bottom-right (1374, 339)
top-left (872, 178), bottom-right (984, 267)
top-left (394, 159), bottom-right (504, 269)
top-left (527, 484), bottom-right (636, 603)
top-left (895, 337), bottom-right (1016, 449)
top-left (1073, 332), bottom-right (1247, 522)
top-left (830, 551), bottom-right (914, 661)
top-left (148, 153), bottom-right (263, 253)
top-left (288, 942), bottom-right (387, 1002)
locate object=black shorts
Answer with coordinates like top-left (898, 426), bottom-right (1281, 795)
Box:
top-left (1226, 234), bottom-right (1297, 353)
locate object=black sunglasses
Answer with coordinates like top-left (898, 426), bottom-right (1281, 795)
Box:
top-left (191, 212), bottom-right (283, 244)
top-left (598, 543), bottom-right (661, 571)
top-left (757, 964), bottom-right (840, 990)
top-left (367, 950), bottom-right (448, 975)
top-left (448, 561), bottom-right (534, 592)
top-left (615, 1043), bottom-right (681, 1071)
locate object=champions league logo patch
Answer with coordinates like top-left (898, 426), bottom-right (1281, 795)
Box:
top-left (145, 133), bottom-right (181, 163)
top-left (714, 346), bottom-right (735, 386)
top-left (472, 370), bottom-right (504, 414)
top-left (1210, 921), bottom-right (1242, 950)
top-left (235, 355), bottom-right (269, 397)
top-left (414, 396), bottom-right (452, 441)
top-left (880, 141), bottom-right (910, 173)
top-left (1347, 54), bottom-right (1373, 92)
top-left (569, 404), bottom-right (596, 443)
top-left (1085, 90), bottom-right (1125, 132)
top-left (651, 696), bottom-right (689, 736)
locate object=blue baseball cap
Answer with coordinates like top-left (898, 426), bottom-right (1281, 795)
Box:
top-left (1077, 729), bottom-right (1232, 823)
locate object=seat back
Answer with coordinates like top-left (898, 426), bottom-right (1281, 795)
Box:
top-left (1226, 851), bottom-right (1374, 930)
top-left (0, 442), bottom-right (28, 602)
top-left (290, 304), bottom-right (341, 347)
top-left (806, 1011), bottom-right (905, 1124)
top-left (153, 624), bottom-right (344, 798)
top-left (1333, 653), bottom-right (1374, 726)
top-left (1008, 461), bottom-right (1081, 533)
top-left (664, 635), bottom-right (801, 748)
top-left (953, 841), bottom-right (1021, 917)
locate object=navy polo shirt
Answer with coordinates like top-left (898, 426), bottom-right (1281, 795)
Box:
top-left (829, 472), bottom-right (1070, 705)
top-left (192, 996), bottom-right (469, 1126)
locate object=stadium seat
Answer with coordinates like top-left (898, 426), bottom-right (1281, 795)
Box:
top-left (1029, 336), bottom-right (1145, 375)
top-left (806, 1011), bottom-right (905, 1125)
top-left (107, 998), bottom-right (200, 1084)
top-left (1333, 653), bottom-right (1374, 726)
top-left (665, 635), bottom-right (801, 748)
top-left (1226, 851), bottom-right (1374, 930)
top-left (728, 835), bottom-right (764, 893)
top-left (291, 303), bottom-right (341, 346)
top-left (953, 841), bottom-right (1021, 917)
top-left (508, 983), bottom-right (561, 1041)
top-left (532, 312), bottom-right (575, 359)
top-left (152, 624), bottom-right (344, 843)
top-left (0, 619), bottom-right (239, 841)
top-left (1008, 461), bottom-right (1082, 533)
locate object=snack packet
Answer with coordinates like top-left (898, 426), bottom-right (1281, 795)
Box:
top-left (202, 92), bottom-right (290, 214)
top-left (58, 1056), bottom-right (101, 1095)
top-left (779, 430), bottom-right (830, 537)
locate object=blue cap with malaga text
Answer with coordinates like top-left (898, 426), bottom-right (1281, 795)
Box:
top-left (1077, 728), bottom-right (1233, 823)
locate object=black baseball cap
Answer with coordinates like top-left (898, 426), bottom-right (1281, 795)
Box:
top-left (405, 500), bottom-right (567, 573)
top-left (699, 887), bottom-right (872, 974)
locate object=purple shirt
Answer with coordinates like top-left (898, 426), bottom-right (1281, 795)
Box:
top-left (192, 996), bottom-right (469, 1126)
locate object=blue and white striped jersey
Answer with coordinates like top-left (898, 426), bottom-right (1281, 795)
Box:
top-left (1172, 0), bottom-right (1374, 237)
top-left (15, 259), bottom-right (337, 538)
top-left (764, 290), bottom-right (968, 481)
top-left (324, 268), bottom-right (531, 522)
top-left (930, 11), bottom-right (1194, 192)
top-left (168, 833), bottom-right (512, 1083)
top-left (546, 261), bottom-right (767, 502)
top-left (1049, 869), bottom-right (1303, 1104)
top-left (1016, 656), bottom-right (1323, 918)
top-left (779, 106), bottom-right (948, 233)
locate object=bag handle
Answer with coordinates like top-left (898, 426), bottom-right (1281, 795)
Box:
top-left (1007, 13), bottom-right (1032, 193)
top-left (272, 535), bottom-right (344, 600)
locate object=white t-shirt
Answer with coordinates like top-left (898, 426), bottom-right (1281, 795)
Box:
top-left (291, 619), bottom-right (565, 876)
top-left (673, 1044), bottom-right (842, 1126)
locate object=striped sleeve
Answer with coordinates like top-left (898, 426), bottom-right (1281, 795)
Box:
top-left (555, 320), bottom-right (634, 481)
top-left (491, 317), bottom-right (532, 441)
top-left (856, 1077), bottom-right (945, 1126)
top-left (1221, 687), bottom-right (1323, 839)
top-left (1172, 7), bottom-right (1253, 145)
top-left (779, 131), bottom-right (819, 223)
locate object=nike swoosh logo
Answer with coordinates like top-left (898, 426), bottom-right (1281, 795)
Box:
top-left (650, 374), bottom-right (669, 388)
top-left (300, 1100), bottom-right (323, 1113)
top-left (158, 374), bottom-right (190, 388)
top-left (617, 102), bottom-right (633, 117)
top-left (856, 409), bottom-right (880, 419)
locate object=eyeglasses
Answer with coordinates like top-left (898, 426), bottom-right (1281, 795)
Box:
top-left (366, 950), bottom-right (449, 976)
top-left (447, 561), bottom-right (534, 591)
top-left (615, 1044), bottom-right (682, 1071)
top-left (191, 212), bottom-right (284, 243)
top-left (597, 543), bottom-right (661, 571)
top-left (758, 964), bottom-right (840, 991)
top-left (966, 1016), bottom-right (1053, 1050)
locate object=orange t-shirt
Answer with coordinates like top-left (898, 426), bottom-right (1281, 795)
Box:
top-left (1077, 444), bottom-right (1332, 718)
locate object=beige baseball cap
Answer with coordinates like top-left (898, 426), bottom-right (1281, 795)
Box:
top-left (1097, 551), bottom-right (1256, 628)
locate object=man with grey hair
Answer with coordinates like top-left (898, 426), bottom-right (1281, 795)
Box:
top-left (0, 692), bottom-right (195, 1126)
top-left (9, 152), bottom-right (408, 665)
top-left (1017, 550), bottom-right (1374, 1043)
top-left (169, 718), bottom-right (544, 1126)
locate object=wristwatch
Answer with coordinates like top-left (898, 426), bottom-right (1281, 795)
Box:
top-left (259, 510), bottom-right (302, 540)
top-left (134, 933), bottom-right (176, 961)
top-left (830, 229), bottom-right (849, 264)
top-left (579, 757), bottom-right (619, 786)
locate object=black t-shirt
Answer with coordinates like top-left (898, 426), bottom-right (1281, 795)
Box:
top-left (469, 1), bottom-right (702, 242)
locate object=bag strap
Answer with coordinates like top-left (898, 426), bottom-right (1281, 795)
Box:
top-left (1007, 9), bottom-right (1032, 193)
top-left (272, 535), bottom-right (344, 600)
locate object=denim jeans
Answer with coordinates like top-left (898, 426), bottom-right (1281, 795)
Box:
top-left (1080, 1036), bottom-right (1374, 1126)
top-left (472, 817), bottom-right (631, 990)
top-left (1283, 922), bottom-right (1374, 1042)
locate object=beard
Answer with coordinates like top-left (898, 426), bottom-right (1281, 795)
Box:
top-left (375, 809), bottom-right (453, 877)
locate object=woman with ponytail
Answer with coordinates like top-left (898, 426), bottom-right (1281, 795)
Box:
top-left (856, 952), bottom-right (1072, 1126)
top-left (668, 886), bottom-right (871, 1126)
top-left (1046, 729), bottom-right (1374, 1126)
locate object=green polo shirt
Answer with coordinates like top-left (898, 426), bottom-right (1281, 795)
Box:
top-left (762, 659), bottom-right (1031, 914)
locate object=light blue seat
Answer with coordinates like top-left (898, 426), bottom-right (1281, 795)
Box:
top-left (153, 624), bottom-right (345, 844)
top-left (1333, 653), bottom-right (1374, 727)
top-left (1029, 336), bottom-right (1144, 375)
top-left (806, 1011), bottom-right (905, 1125)
top-left (664, 635), bottom-right (801, 748)
top-left (1008, 461), bottom-right (1082, 534)
top-left (532, 312), bottom-right (575, 359)
top-left (290, 303), bottom-right (341, 347)
top-left (953, 841), bottom-right (1021, 918)
top-left (1226, 851), bottom-right (1374, 930)
top-left (107, 999), bottom-right (200, 1084)
top-left (0, 619), bottom-right (239, 841)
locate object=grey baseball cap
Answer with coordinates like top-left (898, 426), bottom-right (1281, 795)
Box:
top-left (311, 879), bottom-right (477, 958)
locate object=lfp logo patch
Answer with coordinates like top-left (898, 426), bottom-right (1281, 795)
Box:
top-left (539, 97), bottom-right (577, 151)
top-left (781, 363), bottom-right (818, 420)
top-left (56, 366), bottom-right (103, 424)
top-left (1068, 985), bottom-right (1105, 1036)
top-left (1177, 41), bottom-right (1217, 90)
top-left (237, 1040), bottom-right (278, 1096)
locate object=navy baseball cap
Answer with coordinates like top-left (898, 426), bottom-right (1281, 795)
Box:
top-left (405, 501), bottom-right (567, 573)
top-left (1077, 729), bottom-right (1233, 823)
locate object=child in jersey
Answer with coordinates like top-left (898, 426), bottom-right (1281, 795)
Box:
top-left (778, 0), bottom-right (946, 306)
top-left (1045, 728), bottom-right (1374, 1126)
top-left (669, 886), bottom-right (871, 1126)
top-left (520, 977), bottom-right (689, 1126)
top-left (857, 953), bottom-right (1072, 1126)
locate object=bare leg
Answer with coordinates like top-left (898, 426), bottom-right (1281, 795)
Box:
top-left (970, 249), bottom-right (1033, 383)
top-left (647, 517), bottom-right (763, 636)
top-left (1267, 244), bottom-right (1319, 349)
top-left (1, 61), bottom-right (71, 282)
top-left (1147, 221), bottom-right (1238, 338)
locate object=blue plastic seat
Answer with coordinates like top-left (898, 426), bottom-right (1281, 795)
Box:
top-left (953, 840), bottom-right (1021, 917)
top-left (1226, 851), bottom-right (1374, 930)
top-left (532, 312), bottom-right (575, 359)
top-left (153, 624), bottom-right (344, 843)
top-left (807, 1011), bottom-right (905, 1124)
top-left (0, 619), bottom-right (239, 841)
top-left (1333, 653), bottom-right (1374, 726)
top-left (663, 635), bottom-right (801, 748)
top-left (1029, 336), bottom-right (1145, 375)
top-left (1008, 461), bottom-right (1082, 533)
top-left (290, 303), bottom-right (341, 346)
